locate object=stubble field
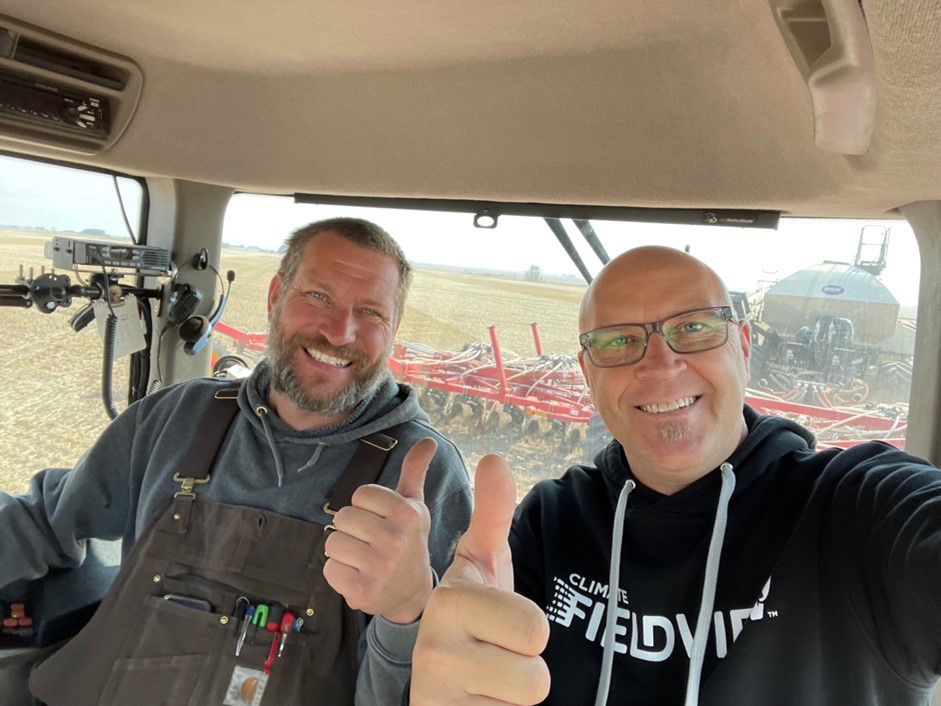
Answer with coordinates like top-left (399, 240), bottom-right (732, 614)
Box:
top-left (1, 229), bottom-right (592, 498)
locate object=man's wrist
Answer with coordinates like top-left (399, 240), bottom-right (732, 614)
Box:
top-left (382, 568), bottom-right (438, 625)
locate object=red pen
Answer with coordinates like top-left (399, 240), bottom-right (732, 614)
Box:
top-left (263, 633), bottom-right (278, 675)
top-left (278, 611), bottom-right (296, 657)
top-left (262, 604), bottom-right (284, 675)
top-left (263, 609), bottom-right (296, 674)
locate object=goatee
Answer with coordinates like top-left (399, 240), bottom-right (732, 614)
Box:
top-left (658, 421), bottom-right (690, 442)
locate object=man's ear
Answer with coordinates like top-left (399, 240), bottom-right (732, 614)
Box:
top-left (578, 349), bottom-right (596, 394)
top-left (578, 350), bottom-right (601, 411)
top-left (267, 273), bottom-right (284, 318)
top-left (738, 319), bottom-right (752, 374)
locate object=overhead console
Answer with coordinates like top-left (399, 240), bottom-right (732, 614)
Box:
top-left (0, 15), bottom-right (141, 155)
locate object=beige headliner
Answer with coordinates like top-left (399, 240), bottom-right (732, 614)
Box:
top-left (2, 0), bottom-right (940, 217)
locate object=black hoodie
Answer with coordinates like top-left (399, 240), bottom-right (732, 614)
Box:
top-left (511, 406), bottom-right (941, 705)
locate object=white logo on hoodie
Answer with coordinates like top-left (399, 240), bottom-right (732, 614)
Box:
top-left (547, 574), bottom-right (773, 662)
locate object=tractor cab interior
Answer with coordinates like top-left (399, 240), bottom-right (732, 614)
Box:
top-left (0, 0), bottom-right (940, 701)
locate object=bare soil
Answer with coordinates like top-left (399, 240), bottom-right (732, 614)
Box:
top-left (0, 229), bottom-right (591, 498)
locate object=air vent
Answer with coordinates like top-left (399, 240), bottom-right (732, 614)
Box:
top-left (14, 37), bottom-right (129, 91)
top-left (0, 28), bottom-right (13, 58)
top-left (0, 15), bottom-right (142, 155)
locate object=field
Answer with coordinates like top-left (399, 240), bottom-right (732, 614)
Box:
top-left (0, 229), bottom-right (590, 497)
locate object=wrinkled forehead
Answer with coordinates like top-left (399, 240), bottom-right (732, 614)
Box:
top-left (580, 256), bottom-right (728, 331)
top-left (294, 234), bottom-right (401, 304)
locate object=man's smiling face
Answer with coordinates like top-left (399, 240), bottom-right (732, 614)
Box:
top-left (578, 246), bottom-right (751, 494)
top-left (266, 231), bottom-right (400, 429)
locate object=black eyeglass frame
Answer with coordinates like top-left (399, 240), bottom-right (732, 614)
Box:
top-left (579, 305), bottom-right (739, 368)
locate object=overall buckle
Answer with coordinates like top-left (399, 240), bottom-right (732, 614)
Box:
top-left (173, 472), bottom-right (211, 498)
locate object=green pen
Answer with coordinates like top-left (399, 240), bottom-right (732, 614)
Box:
top-left (252, 603), bottom-right (269, 627)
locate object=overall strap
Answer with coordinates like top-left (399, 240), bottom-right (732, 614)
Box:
top-left (324, 424), bottom-right (405, 520)
top-left (172, 383), bottom-right (241, 497)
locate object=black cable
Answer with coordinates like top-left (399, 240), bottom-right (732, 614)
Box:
top-left (92, 248), bottom-right (118, 319)
top-left (102, 313), bottom-right (119, 419)
top-left (206, 260), bottom-right (226, 298)
top-left (129, 296), bottom-right (153, 403)
top-left (112, 175), bottom-right (138, 244)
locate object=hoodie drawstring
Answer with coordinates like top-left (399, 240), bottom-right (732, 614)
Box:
top-left (594, 478), bottom-right (636, 706)
top-left (684, 462), bottom-right (736, 706)
top-left (255, 405), bottom-right (285, 488)
top-left (593, 463), bottom-right (737, 706)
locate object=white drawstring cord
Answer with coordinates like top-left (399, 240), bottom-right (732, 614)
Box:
top-left (594, 478), bottom-right (636, 706)
top-left (683, 462), bottom-right (736, 706)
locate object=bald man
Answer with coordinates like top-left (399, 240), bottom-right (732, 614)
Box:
top-left (412, 246), bottom-right (941, 706)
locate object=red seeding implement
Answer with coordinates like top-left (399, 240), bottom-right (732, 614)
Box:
top-left (211, 321), bottom-right (908, 454)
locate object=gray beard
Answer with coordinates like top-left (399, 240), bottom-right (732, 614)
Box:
top-left (270, 359), bottom-right (383, 417)
top-left (266, 317), bottom-right (388, 417)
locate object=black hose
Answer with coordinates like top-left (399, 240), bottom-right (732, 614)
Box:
top-left (102, 313), bottom-right (119, 420)
top-left (129, 297), bottom-right (153, 403)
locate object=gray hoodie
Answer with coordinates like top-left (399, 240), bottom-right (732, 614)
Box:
top-left (0, 362), bottom-right (472, 705)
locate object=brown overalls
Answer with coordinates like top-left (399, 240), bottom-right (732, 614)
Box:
top-left (29, 386), bottom-right (400, 705)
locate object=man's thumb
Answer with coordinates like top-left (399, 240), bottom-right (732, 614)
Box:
top-left (453, 454), bottom-right (516, 589)
top-left (395, 437), bottom-right (437, 500)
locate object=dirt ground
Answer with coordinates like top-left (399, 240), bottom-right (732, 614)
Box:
top-left (0, 229), bottom-right (591, 497)
top-left (2, 228), bottom-right (910, 500)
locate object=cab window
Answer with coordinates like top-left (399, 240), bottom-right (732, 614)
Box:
top-left (217, 195), bottom-right (920, 498)
top-left (0, 154), bottom-right (144, 494)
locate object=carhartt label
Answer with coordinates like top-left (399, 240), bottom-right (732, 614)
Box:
top-left (224, 666), bottom-right (268, 706)
top-left (547, 573), bottom-right (774, 662)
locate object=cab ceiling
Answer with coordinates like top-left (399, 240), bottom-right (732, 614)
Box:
top-left (2, 0), bottom-right (940, 218)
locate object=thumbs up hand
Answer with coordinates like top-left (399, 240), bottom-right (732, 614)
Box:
top-left (323, 437), bottom-right (437, 624)
top-left (411, 454), bottom-right (551, 705)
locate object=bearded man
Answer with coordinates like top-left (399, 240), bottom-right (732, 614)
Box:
top-left (1, 218), bottom-right (471, 706)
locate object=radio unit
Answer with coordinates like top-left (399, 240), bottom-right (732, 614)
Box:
top-left (45, 237), bottom-right (172, 276)
top-left (0, 72), bottom-right (110, 139)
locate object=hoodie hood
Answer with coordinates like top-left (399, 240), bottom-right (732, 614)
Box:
top-left (239, 359), bottom-right (429, 445)
top-left (594, 405), bottom-right (815, 505)
top-left (235, 360), bottom-right (430, 487)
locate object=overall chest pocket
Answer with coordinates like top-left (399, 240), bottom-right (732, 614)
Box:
top-left (98, 595), bottom-right (226, 704)
top-left (98, 590), bottom-right (321, 705)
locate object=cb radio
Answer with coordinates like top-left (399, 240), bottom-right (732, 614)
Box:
top-left (44, 236), bottom-right (171, 276)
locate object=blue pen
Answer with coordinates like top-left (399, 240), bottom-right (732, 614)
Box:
top-left (236, 604), bottom-right (254, 656)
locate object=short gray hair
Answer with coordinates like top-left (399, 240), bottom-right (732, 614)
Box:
top-left (279, 217), bottom-right (412, 321)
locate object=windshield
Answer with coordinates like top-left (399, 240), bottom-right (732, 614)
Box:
top-left (0, 164), bottom-right (920, 500)
top-left (215, 194), bottom-right (919, 499)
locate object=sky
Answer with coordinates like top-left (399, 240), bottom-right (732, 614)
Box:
top-left (220, 196), bottom-right (923, 308)
top-left (0, 155), bottom-right (923, 306)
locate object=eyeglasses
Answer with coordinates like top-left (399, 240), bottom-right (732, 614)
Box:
top-left (579, 306), bottom-right (737, 368)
